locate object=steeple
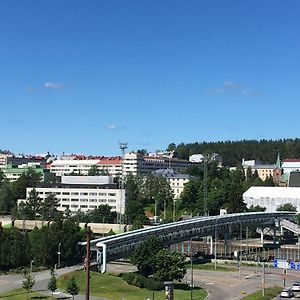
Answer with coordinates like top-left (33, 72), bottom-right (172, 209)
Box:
top-left (275, 150), bottom-right (281, 169)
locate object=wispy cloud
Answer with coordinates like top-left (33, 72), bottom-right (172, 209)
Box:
top-left (26, 86), bottom-right (38, 93)
top-left (44, 82), bottom-right (64, 89)
top-left (206, 81), bottom-right (262, 96)
top-left (104, 124), bottom-right (125, 131)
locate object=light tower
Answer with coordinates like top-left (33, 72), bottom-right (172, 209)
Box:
top-left (118, 142), bottom-right (128, 226)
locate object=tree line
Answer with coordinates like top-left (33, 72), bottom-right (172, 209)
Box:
top-left (0, 218), bottom-right (84, 272)
top-left (166, 138), bottom-right (300, 166)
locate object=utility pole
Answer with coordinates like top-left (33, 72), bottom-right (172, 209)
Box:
top-left (85, 226), bottom-right (91, 300)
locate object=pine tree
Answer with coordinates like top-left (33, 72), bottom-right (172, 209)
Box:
top-left (66, 276), bottom-right (79, 300)
top-left (47, 268), bottom-right (57, 299)
top-left (22, 271), bottom-right (35, 300)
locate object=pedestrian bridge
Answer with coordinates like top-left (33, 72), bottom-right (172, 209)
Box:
top-left (79, 211), bottom-right (295, 273)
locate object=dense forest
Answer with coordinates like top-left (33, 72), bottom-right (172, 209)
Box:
top-left (166, 138), bottom-right (300, 166)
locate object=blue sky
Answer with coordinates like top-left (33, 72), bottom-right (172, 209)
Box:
top-left (1, 1), bottom-right (300, 156)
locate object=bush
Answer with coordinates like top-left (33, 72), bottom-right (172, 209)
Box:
top-left (122, 273), bottom-right (164, 291)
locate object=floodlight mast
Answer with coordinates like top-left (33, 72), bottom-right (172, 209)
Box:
top-left (118, 142), bottom-right (128, 226)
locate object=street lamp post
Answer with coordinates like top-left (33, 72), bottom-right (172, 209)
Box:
top-left (190, 237), bottom-right (198, 300)
top-left (57, 243), bottom-right (61, 269)
top-left (30, 260), bottom-right (34, 274)
top-left (214, 219), bottom-right (218, 270)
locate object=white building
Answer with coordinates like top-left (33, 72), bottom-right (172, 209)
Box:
top-left (123, 152), bottom-right (192, 176)
top-left (243, 186), bottom-right (300, 212)
top-left (282, 159), bottom-right (300, 174)
top-left (18, 176), bottom-right (125, 214)
top-left (50, 157), bottom-right (122, 177)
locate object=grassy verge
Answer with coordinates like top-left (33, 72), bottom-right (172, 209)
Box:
top-left (241, 286), bottom-right (282, 300)
top-left (0, 288), bottom-right (51, 300)
top-left (187, 262), bottom-right (236, 271)
top-left (57, 270), bottom-right (208, 300)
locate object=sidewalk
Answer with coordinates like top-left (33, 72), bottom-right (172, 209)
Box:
top-left (33, 265), bottom-right (110, 300)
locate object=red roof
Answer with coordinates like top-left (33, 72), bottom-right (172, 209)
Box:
top-left (282, 159), bottom-right (300, 162)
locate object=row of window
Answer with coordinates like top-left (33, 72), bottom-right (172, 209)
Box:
top-left (59, 198), bottom-right (116, 203)
top-left (61, 204), bottom-right (116, 209)
top-left (38, 191), bottom-right (116, 196)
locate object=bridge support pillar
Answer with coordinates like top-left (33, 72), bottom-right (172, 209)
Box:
top-left (260, 229), bottom-right (264, 245)
top-left (96, 243), bottom-right (107, 273)
top-left (209, 236), bottom-right (213, 255)
top-left (224, 228), bottom-right (228, 256)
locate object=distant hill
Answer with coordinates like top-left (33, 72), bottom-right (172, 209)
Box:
top-left (166, 139), bottom-right (300, 167)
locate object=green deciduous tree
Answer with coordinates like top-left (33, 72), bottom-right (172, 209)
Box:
top-left (131, 236), bottom-right (162, 277)
top-left (153, 249), bottom-right (186, 282)
top-left (276, 203), bottom-right (297, 212)
top-left (131, 236), bottom-right (187, 282)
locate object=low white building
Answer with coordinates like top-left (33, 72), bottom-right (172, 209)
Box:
top-left (243, 186), bottom-right (300, 212)
top-left (19, 176), bottom-right (125, 214)
top-left (282, 159), bottom-right (300, 174)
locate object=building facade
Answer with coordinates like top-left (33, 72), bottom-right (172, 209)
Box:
top-left (243, 186), bottom-right (300, 212)
top-left (19, 176), bottom-right (125, 214)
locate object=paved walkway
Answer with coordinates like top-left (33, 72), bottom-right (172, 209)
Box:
top-left (1, 265), bottom-right (109, 300)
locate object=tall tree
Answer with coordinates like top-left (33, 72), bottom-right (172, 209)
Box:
top-left (39, 193), bottom-right (61, 221)
top-left (23, 188), bottom-right (42, 220)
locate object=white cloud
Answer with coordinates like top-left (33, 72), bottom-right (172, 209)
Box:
top-left (206, 81), bottom-right (262, 96)
top-left (104, 124), bottom-right (125, 130)
top-left (44, 82), bottom-right (64, 89)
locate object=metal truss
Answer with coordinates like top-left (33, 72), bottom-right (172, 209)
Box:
top-left (78, 212), bottom-right (295, 273)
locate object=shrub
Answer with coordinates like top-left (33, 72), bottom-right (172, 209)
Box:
top-left (122, 273), bottom-right (164, 291)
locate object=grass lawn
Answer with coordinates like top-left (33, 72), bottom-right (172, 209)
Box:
top-left (241, 286), bottom-right (282, 300)
top-left (187, 262), bottom-right (236, 271)
top-left (57, 270), bottom-right (208, 300)
top-left (0, 288), bottom-right (51, 300)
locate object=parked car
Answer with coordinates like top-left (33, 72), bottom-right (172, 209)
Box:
top-left (292, 281), bottom-right (300, 292)
top-left (280, 287), bottom-right (294, 298)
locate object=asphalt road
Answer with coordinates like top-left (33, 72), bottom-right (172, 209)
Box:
top-left (1, 262), bottom-right (300, 300)
top-left (186, 265), bottom-right (300, 300)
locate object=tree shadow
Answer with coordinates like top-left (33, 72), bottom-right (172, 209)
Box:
top-left (174, 283), bottom-right (202, 291)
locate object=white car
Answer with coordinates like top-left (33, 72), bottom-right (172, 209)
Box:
top-left (292, 281), bottom-right (300, 292)
top-left (280, 287), bottom-right (294, 298)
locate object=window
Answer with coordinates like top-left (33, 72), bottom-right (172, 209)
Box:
top-left (80, 205), bottom-right (88, 208)
top-left (71, 205), bottom-right (78, 208)
top-left (71, 192), bottom-right (79, 195)
top-left (62, 192), bottom-right (70, 195)
top-left (80, 192), bottom-right (88, 196)
top-left (98, 193), bottom-right (106, 196)
top-left (108, 193), bottom-right (116, 196)
top-left (89, 192), bottom-right (97, 196)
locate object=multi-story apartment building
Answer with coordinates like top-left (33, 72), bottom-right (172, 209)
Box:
top-left (0, 163), bottom-right (44, 181)
top-left (49, 153), bottom-right (193, 178)
top-left (242, 159), bottom-right (274, 181)
top-left (19, 176), bottom-right (125, 214)
top-left (123, 152), bottom-right (193, 176)
top-left (152, 168), bottom-right (194, 199)
top-left (50, 157), bottom-right (122, 177)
